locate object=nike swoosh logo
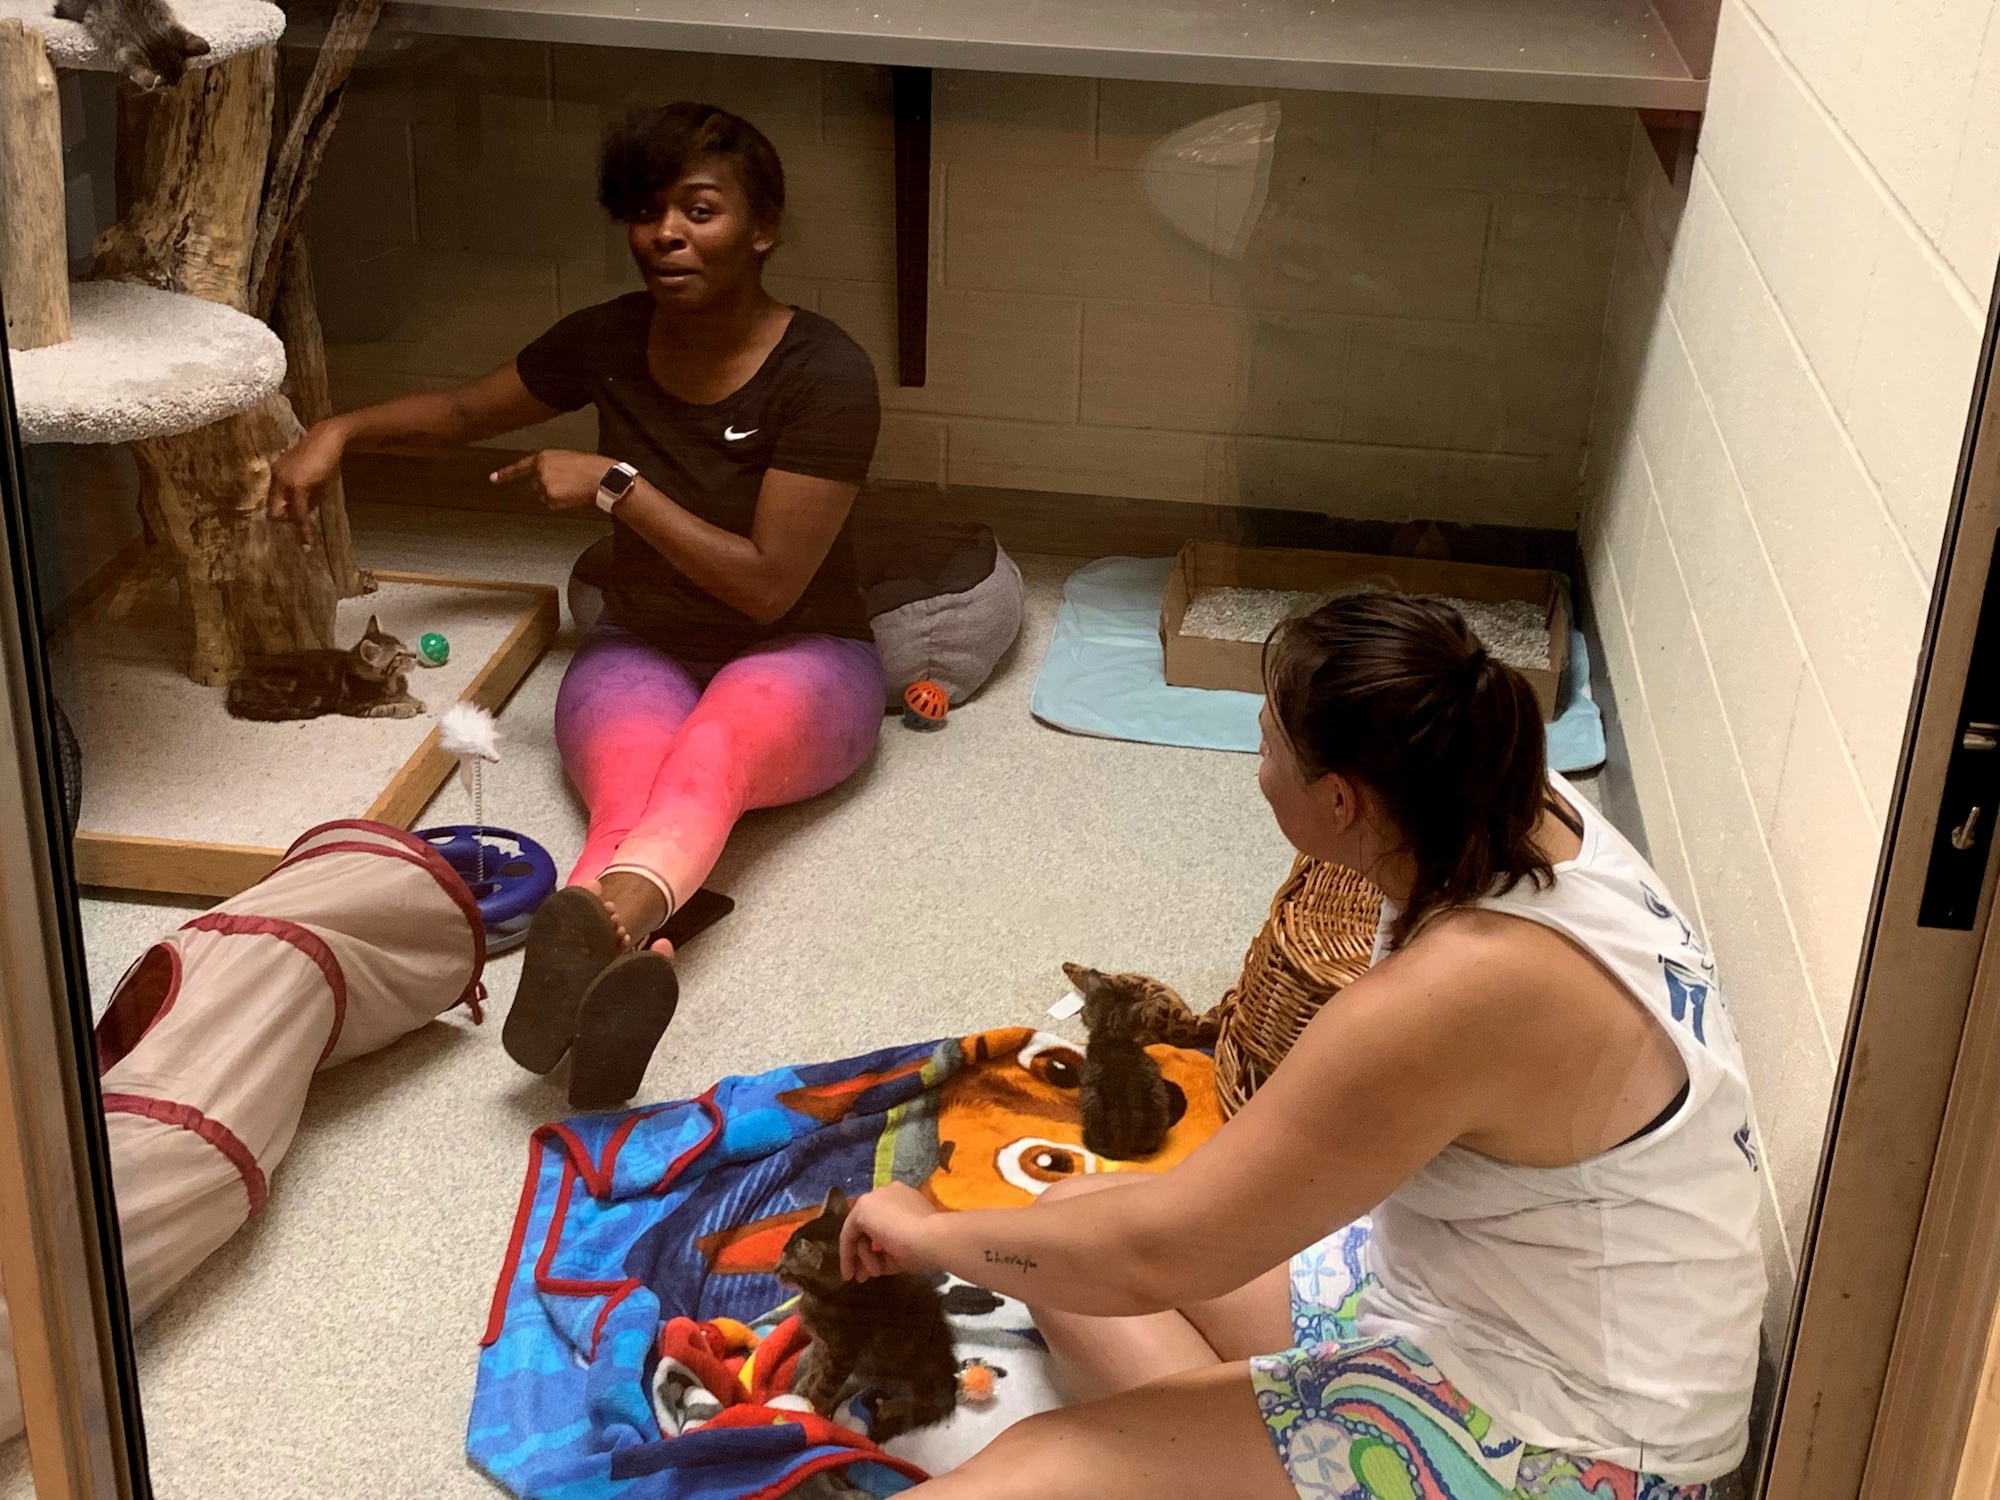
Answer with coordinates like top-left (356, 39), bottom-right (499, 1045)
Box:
top-left (724, 425), bottom-right (758, 441)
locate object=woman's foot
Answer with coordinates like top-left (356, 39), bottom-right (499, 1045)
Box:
top-left (598, 869), bottom-right (670, 950)
top-left (502, 885), bottom-right (624, 1074)
top-left (568, 947), bottom-right (680, 1109)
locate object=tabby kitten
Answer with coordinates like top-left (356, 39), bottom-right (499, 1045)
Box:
top-left (224, 617), bottom-right (423, 723)
top-left (775, 1188), bottom-right (957, 1443)
top-left (1060, 963), bottom-right (1221, 1049)
top-left (1063, 963), bottom-right (1193, 1161)
top-left (52, 0), bottom-right (209, 89)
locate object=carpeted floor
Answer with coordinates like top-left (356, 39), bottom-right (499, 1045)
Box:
top-left (3, 503), bottom-right (1313, 1500)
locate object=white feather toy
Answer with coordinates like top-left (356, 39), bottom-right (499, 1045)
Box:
top-left (439, 703), bottom-right (501, 879)
top-left (439, 701), bottom-right (501, 799)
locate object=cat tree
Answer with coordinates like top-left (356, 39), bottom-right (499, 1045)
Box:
top-left (0, 0), bottom-right (368, 685)
top-left (0, 0), bottom-right (559, 898)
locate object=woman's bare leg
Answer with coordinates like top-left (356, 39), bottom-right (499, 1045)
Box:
top-left (1024, 1176), bottom-right (1292, 1401)
top-left (910, 1362), bottom-right (1293, 1500)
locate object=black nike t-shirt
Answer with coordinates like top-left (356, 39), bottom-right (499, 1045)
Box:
top-left (514, 295), bottom-right (882, 660)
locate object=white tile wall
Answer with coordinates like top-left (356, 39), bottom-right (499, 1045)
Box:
top-left (1663, 398), bottom-right (1805, 829)
top-left (1845, 225), bottom-right (1984, 567)
top-left (1766, 680), bottom-right (1880, 1037)
top-left (1699, 3), bottom-right (1886, 412)
top-left (1944, 15), bottom-right (2000, 291)
top-left (1584, 0), bottom-right (1997, 1287)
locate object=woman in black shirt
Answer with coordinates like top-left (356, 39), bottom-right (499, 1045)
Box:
top-left (270, 104), bottom-right (886, 1107)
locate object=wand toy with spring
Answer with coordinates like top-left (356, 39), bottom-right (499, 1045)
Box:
top-left (438, 703), bottom-right (502, 883)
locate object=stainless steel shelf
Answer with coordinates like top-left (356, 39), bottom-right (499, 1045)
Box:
top-left (380, 0), bottom-right (1707, 111)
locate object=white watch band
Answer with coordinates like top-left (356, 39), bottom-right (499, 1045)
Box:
top-left (595, 461), bottom-right (639, 514)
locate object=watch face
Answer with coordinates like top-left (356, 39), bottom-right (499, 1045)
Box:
top-left (601, 464), bottom-right (637, 498)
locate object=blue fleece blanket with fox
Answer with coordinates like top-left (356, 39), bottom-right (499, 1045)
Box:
top-left (467, 1028), bottom-right (1222, 1500)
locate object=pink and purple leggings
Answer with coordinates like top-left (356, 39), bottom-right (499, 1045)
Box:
top-left (554, 623), bottom-right (885, 906)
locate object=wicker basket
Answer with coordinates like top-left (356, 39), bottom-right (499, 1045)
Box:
top-left (1211, 856), bottom-right (1384, 1117)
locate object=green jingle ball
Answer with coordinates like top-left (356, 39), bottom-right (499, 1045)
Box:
top-left (418, 631), bottom-right (450, 667)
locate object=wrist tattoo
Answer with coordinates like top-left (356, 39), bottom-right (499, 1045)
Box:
top-left (984, 1249), bottom-right (1038, 1273)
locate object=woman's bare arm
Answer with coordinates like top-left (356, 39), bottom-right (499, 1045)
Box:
top-left (615, 467), bottom-right (857, 624)
top-left (490, 448), bottom-right (858, 626)
top-left (269, 362), bottom-right (559, 541)
top-left (843, 917), bottom-right (1615, 1316)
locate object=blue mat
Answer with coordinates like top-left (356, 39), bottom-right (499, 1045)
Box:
top-left (1030, 557), bottom-right (1606, 774)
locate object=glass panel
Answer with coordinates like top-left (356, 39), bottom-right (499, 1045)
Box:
top-left (0, 7), bottom-right (1976, 1498)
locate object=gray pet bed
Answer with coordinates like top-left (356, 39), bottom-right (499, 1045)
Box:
top-left (566, 517), bottom-right (1024, 708)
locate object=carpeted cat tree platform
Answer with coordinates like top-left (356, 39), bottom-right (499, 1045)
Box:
top-left (0, 0), bottom-right (557, 897)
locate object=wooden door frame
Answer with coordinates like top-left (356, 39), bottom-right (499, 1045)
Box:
top-left (1762, 262), bottom-right (2000, 1498)
top-left (0, 342), bottom-right (147, 1497)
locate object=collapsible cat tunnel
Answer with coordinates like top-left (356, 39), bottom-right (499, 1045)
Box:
top-left (0, 820), bottom-right (484, 1439)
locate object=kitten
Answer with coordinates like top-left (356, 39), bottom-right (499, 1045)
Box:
top-left (775, 1188), bottom-right (957, 1443)
top-left (1060, 962), bottom-right (1221, 1049)
top-left (52, 0), bottom-right (210, 90)
top-left (1063, 963), bottom-right (1192, 1162)
top-left (224, 616), bottom-right (423, 723)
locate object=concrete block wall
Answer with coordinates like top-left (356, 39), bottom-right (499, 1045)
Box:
top-left (311, 44), bottom-right (1632, 529)
top-left (1583, 0), bottom-right (1997, 1330)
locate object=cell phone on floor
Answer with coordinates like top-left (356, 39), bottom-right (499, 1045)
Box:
top-left (657, 888), bottom-right (735, 951)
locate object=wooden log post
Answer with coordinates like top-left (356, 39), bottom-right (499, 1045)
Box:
top-left (254, 0), bottom-right (386, 603)
top-left (274, 230), bottom-right (371, 599)
top-left (0, 20), bottom-right (71, 350)
top-left (97, 48), bottom-right (339, 684)
top-left (130, 391), bottom-right (337, 683)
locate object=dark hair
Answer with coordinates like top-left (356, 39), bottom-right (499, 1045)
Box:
top-left (1262, 590), bottom-right (1557, 948)
top-left (597, 102), bottom-right (786, 234)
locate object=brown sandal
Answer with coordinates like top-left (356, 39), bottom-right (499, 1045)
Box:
top-left (502, 887), bottom-right (622, 1075)
top-left (567, 948), bottom-right (680, 1109)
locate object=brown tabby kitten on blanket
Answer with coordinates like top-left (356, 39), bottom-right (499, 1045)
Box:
top-left (224, 617), bottom-right (423, 723)
top-left (775, 1188), bottom-right (957, 1442)
top-left (1063, 963), bottom-right (1196, 1161)
top-left (52, 0), bottom-right (210, 89)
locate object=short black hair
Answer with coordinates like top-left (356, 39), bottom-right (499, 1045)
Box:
top-left (597, 102), bottom-right (785, 231)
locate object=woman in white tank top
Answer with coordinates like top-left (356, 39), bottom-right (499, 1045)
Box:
top-left (839, 592), bottom-right (1765, 1500)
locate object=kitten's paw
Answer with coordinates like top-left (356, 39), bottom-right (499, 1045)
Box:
top-left (391, 699), bottom-right (424, 718)
top-left (113, 47), bottom-right (160, 88)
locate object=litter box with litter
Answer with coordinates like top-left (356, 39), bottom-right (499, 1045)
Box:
top-left (1178, 586), bottom-right (1551, 671)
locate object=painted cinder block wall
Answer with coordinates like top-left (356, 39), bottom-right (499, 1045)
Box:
top-left (1582, 0), bottom-right (1999, 1331)
top-left (311, 44), bottom-right (1634, 529)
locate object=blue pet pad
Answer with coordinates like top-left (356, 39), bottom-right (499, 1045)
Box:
top-left (1030, 557), bottom-right (1606, 775)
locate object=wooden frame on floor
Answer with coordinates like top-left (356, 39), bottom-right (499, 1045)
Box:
top-left (69, 569), bottom-right (559, 899)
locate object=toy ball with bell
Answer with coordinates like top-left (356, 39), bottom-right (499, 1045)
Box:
top-left (901, 679), bottom-right (949, 731)
top-left (418, 632), bottom-right (451, 667)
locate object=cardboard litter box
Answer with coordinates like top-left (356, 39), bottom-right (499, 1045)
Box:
top-left (1159, 541), bottom-right (1570, 721)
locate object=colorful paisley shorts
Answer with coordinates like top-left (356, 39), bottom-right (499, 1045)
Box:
top-left (1249, 1220), bottom-right (1714, 1500)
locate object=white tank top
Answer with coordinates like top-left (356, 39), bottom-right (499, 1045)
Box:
top-left (1355, 774), bottom-right (1766, 1482)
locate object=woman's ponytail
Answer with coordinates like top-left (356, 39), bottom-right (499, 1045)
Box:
top-left (1263, 590), bottom-right (1556, 947)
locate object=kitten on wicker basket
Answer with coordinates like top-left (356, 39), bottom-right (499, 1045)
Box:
top-left (1061, 963), bottom-right (1214, 1161)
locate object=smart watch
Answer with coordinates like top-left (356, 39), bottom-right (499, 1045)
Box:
top-left (595, 461), bottom-right (640, 514)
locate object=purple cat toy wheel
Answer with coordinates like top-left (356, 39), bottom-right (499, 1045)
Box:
top-left (414, 826), bottom-right (557, 955)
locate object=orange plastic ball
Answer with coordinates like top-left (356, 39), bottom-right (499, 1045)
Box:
top-left (902, 680), bottom-right (949, 723)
